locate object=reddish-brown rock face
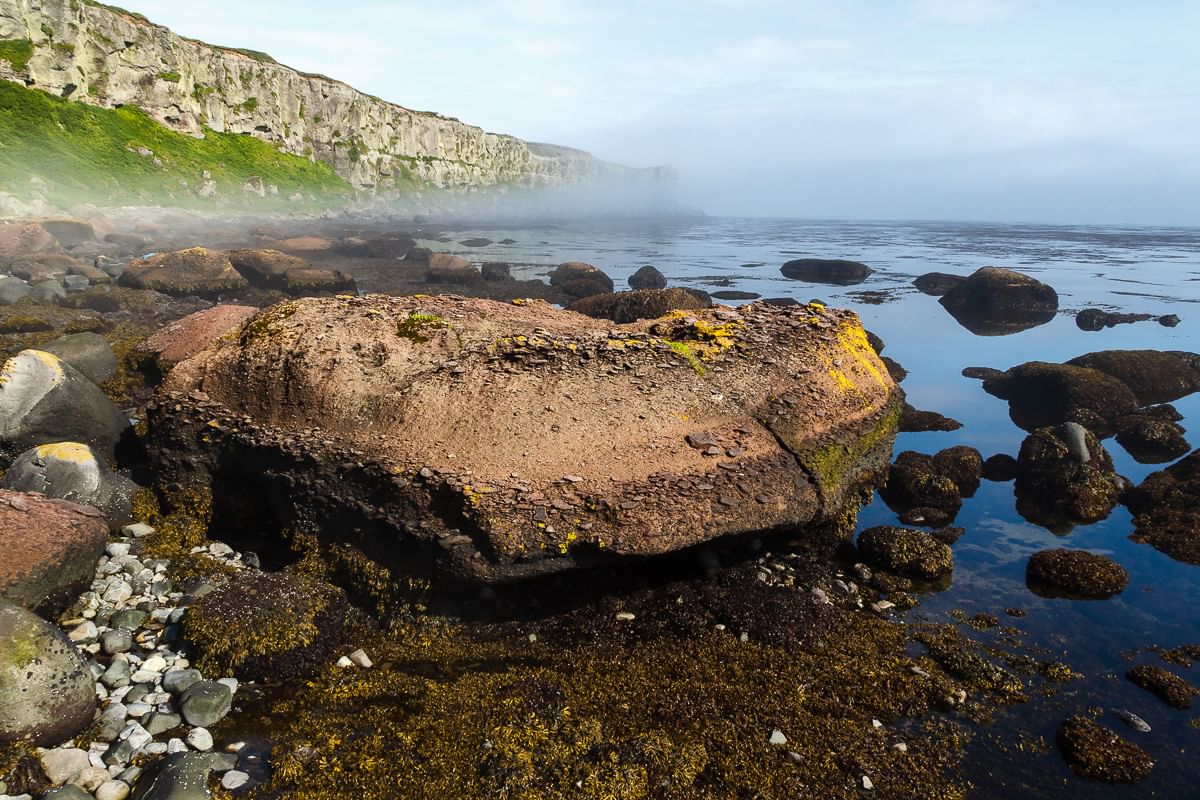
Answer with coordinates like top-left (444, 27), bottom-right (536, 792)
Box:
top-left (147, 295), bottom-right (899, 583)
top-left (136, 305), bottom-right (260, 370)
top-left (0, 489), bottom-right (108, 613)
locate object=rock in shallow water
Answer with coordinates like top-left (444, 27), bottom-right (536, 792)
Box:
top-left (780, 258), bottom-right (873, 286)
top-left (0, 599), bottom-right (97, 746)
top-left (938, 266), bottom-right (1058, 336)
top-left (1025, 549), bottom-right (1128, 600)
top-left (1124, 449), bottom-right (1200, 565)
top-left (119, 247), bottom-right (247, 297)
top-left (1015, 425), bottom-right (1122, 531)
top-left (1057, 715), bottom-right (1153, 783)
top-left (146, 295), bottom-right (900, 583)
top-left (856, 526), bottom-right (953, 581)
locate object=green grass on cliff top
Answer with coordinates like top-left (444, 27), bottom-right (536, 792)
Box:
top-left (0, 79), bottom-right (351, 208)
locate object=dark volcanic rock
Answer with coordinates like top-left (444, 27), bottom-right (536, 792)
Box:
top-left (1125, 449), bottom-right (1200, 565)
top-left (1126, 664), bottom-right (1198, 709)
top-left (567, 288), bottom-right (710, 324)
top-left (881, 356), bottom-right (907, 383)
top-left (856, 526), bottom-right (953, 580)
top-left (0, 599), bottom-right (97, 746)
top-left (460, 237), bottom-right (492, 247)
top-left (977, 361), bottom-right (1140, 436)
top-left (628, 265), bottom-right (667, 290)
top-left (1015, 424), bottom-right (1121, 530)
top-left (0, 488), bottom-right (108, 612)
top-left (1066, 350), bottom-right (1200, 406)
top-left (913, 272), bottom-right (966, 296)
top-left (711, 290), bottom-right (761, 301)
top-left (932, 446), bottom-right (983, 498)
top-left (780, 258), bottom-right (872, 286)
top-left (1057, 716), bottom-right (1153, 783)
top-left (1075, 308), bottom-right (1154, 331)
top-left (982, 454), bottom-right (1018, 482)
top-left (147, 296), bottom-right (899, 583)
top-left (1026, 549), bottom-right (1128, 599)
top-left (938, 267), bottom-right (1058, 335)
top-left (899, 402), bottom-right (962, 433)
top-left (120, 247), bottom-right (248, 297)
top-left (549, 262), bottom-right (614, 296)
top-left (1115, 416), bottom-right (1190, 464)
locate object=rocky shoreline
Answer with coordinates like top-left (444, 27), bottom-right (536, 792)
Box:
top-left (2, 212), bottom-right (1198, 798)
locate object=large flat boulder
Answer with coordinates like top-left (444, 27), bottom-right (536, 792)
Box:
top-left (146, 295), bottom-right (899, 583)
top-left (120, 247), bottom-right (248, 297)
top-left (135, 305), bottom-right (260, 371)
top-left (226, 248), bottom-right (355, 294)
top-left (0, 489), bottom-right (108, 612)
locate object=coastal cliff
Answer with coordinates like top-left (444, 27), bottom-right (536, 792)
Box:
top-left (0, 0), bottom-right (669, 193)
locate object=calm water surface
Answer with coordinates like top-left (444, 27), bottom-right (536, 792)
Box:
top-left (412, 218), bottom-right (1200, 798)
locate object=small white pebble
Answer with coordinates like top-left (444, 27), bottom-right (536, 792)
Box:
top-left (95, 778), bottom-right (131, 800)
top-left (862, 775), bottom-right (874, 790)
top-left (222, 770), bottom-right (251, 790)
top-left (615, 612), bottom-right (636, 621)
top-left (769, 729), bottom-right (788, 745)
top-left (186, 727), bottom-right (213, 752)
top-left (871, 719), bottom-right (883, 729)
top-left (348, 649), bottom-right (373, 668)
top-left (893, 742), bottom-right (908, 753)
top-left (336, 656), bottom-right (353, 668)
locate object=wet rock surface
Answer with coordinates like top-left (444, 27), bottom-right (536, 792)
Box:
top-left (856, 526), bottom-right (953, 580)
top-left (973, 361), bottom-right (1140, 436)
top-left (1124, 449), bottom-right (1200, 564)
top-left (1125, 664), bottom-right (1198, 709)
top-left (1015, 424), bottom-right (1121, 530)
top-left (628, 264), bottom-right (667, 289)
top-left (0, 489), bottom-right (108, 612)
top-left (912, 272), bottom-right (965, 296)
top-left (879, 447), bottom-right (981, 526)
top-left (1056, 716), bottom-right (1154, 783)
top-left (146, 295), bottom-right (899, 583)
top-left (1075, 308), bottom-right (1178, 332)
top-left (1025, 549), bottom-right (1128, 599)
top-left (780, 258), bottom-right (873, 286)
top-left (938, 267), bottom-right (1058, 335)
top-left (1065, 349), bottom-right (1200, 406)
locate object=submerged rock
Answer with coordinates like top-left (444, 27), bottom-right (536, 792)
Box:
top-left (780, 258), bottom-right (872, 286)
top-left (1124, 449), bottom-right (1200, 565)
top-left (120, 247), bottom-right (248, 297)
top-left (0, 599), bottom-right (97, 746)
top-left (1115, 416), bottom-right (1190, 464)
top-left (146, 295), bottom-right (899, 583)
top-left (938, 267), bottom-right (1058, 335)
top-left (1056, 716), bottom-right (1153, 783)
top-left (3, 442), bottom-right (136, 525)
top-left (1015, 425), bottom-right (1121, 530)
top-left (0, 488), bottom-right (108, 611)
top-left (567, 288), bottom-right (709, 324)
top-left (628, 265), bottom-right (667, 290)
top-left (130, 752), bottom-right (216, 800)
top-left (1126, 664), bottom-right (1198, 709)
top-left (1026, 549), bottom-right (1128, 599)
top-left (1075, 309), bottom-right (1155, 332)
top-left (856, 526), bottom-right (953, 580)
top-left (0, 349), bottom-right (130, 461)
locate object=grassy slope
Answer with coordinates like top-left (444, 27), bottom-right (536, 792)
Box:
top-left (0, 79), bottom-right (352, 209)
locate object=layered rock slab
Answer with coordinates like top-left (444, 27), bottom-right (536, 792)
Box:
top-left (146, 295), bottom-right (899, 583)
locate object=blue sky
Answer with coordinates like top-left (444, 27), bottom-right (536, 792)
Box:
top-left (124, 0), bottom-right (1199, 224)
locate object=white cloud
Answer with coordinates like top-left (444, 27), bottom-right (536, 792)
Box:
top-left (504, 38), bottom-right (580, 58)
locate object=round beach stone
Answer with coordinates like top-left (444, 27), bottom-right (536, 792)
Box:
top-left (0, 599), bottom-right (96, 746)
top-left (42, 785), bottom-right (93, 800)
top-left (179, 680), bottom-right (233, 727)
top-left (42, 332), bottom-right (118, 385)
top-left (628, 265), bottom-right (667, 290)
top-left (3, 442), bottom-right (137, 526)
top-left (128, 752), bottom-right (216, 800)
top-left (0, 275), bottom-right (31, 305)
top-left (38, 746), bottom-right (90, 786)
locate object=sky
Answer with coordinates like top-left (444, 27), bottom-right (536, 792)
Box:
top-left (121, 0), bottom-right (1200, 224)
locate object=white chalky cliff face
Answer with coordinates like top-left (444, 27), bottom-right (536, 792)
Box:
top-left (0, 0), bottom-right (673, 192)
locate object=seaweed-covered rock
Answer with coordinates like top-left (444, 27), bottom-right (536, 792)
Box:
top-left (0, 489), bottom-right (108, 611)
top-left (976, 362), bottom-right (1140, 435)
top-left (1056, 716), bottom-right (1153, 783)
top-left (135, 305), bottom-right (260, 372)
top-left (938, 267), bottom-right (1058, 335)
top-left (147, 296), bottom-right (899, 583)
top-left (567, 288), bottom-right (709, 324)
top-left (41, 332), bottom-right (117, 385)
top-left (1015, 424), bottom-right (1121, 530)
top-left (1115, 416), bottom-right (1190, 464)
top-left (3, 442), bottom-right (136, 526)
top-left (780, 258), bottom-right (872, 286)
top-left (1123, 449), bottom-right (1200, 565)
top-left (628, 265), bottom-right (667, 290)
top-left (912, 272), bottom-right (965, 296)
top-left (481, 262), bottom-right (513, 282)
top-left (856, 526), bottom-right (953, 580)
top-left (1126, 664), bottom-right (1198, 709)
top-left (0, 350), bottom-right (130, 461)
top-left (899, 402), bottom-right (962, 432)
top-left (182, 571), bottom-right (356, 681)
top-left (549, 262), bottom-right (614, 296)
top-left (120, 247), bottom-right (248, 297)
top-left (879, 449), bottom-right (977, 524)
top-left (1025, 549), bottom-right (1128, 599)
top-left (0, 599), bottom-right (96, 746)
top-left (226, 248), bottom-right (354, 294)
top-left (1075, 309), bottom-right (1154, 332)
top-left (1066, 350), bottom-right (1200, 406)
top-left (982, 453), bottom-right (1018, 482)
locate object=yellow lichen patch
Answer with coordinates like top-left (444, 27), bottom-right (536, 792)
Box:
top-left (835, 321), bottom-right (890, 390)
top-left (27, 349), bottom-right (65, 380)
top-left (34, 441), bottom-right (94, 464)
